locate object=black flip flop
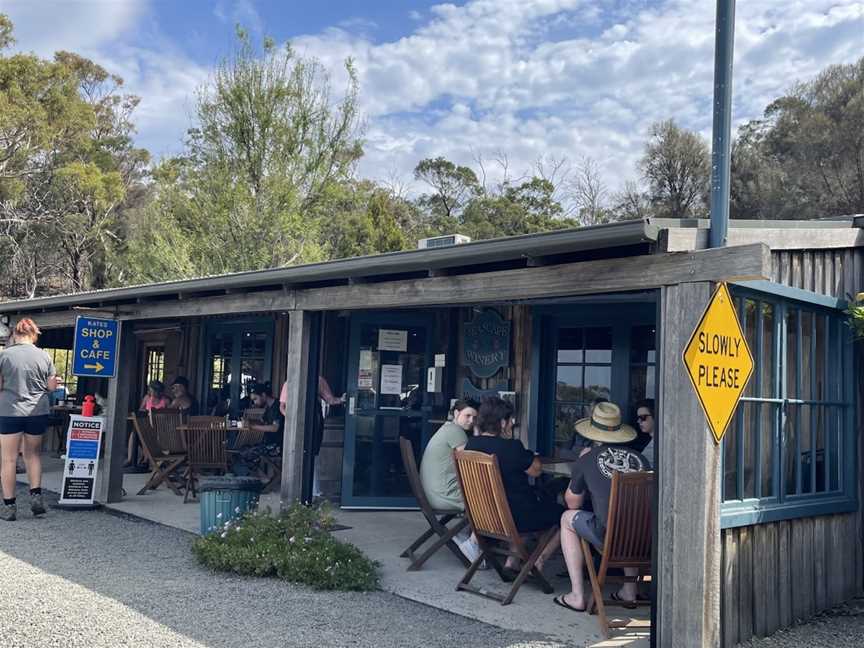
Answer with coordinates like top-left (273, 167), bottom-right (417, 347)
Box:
top-left (554, 594), bottom-right (587, 613)
top-left (610, 592), bottom-right (638, 609)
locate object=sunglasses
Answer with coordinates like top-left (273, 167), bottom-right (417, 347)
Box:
top-left (637, 414), bottom-right (652, 422)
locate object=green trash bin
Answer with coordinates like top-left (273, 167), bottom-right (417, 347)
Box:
top-left (199, 476), bottom-right (263, 535)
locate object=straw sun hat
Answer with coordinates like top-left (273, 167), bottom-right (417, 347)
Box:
top-left (574, 401), bottom-right (637, 444)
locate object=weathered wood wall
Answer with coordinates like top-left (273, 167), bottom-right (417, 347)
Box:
top-left (771, 248), bottom-right (864, 299)
top-left (722, 513), bottom-right (861, 647)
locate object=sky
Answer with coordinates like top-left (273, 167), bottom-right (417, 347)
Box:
top-left (1, 0), bottom-right (862, 192)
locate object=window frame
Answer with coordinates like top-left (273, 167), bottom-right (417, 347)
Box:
top-left (721, 281), bottom-right (857, 529)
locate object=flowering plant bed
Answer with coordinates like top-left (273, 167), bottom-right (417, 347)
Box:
top-left (192, 502), bottom-right (379, 591)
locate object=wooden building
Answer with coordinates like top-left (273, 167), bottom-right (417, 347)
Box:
top-left (1, 217), bottom-right (862, 647)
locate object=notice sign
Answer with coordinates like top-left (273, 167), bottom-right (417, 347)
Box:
top-left (72, 316), bottom-right (118, 377)
top-left (58, 415), bottom-right (105, 506)
top-left (378, 329), bottom-right (408, 352)
top-left (380, 364), bottom-right (403, 395)
top-left (683, 283), bottom-right (754, 444)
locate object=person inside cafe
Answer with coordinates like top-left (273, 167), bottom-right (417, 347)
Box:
top-left (125, 380), bottom-right (171, 467)
top-left (249, 382), bottom-right (284, 446)
top-left (629, 398), bottom-right (655, 465)
top-left (465, 396), bottom-right (563, 574)
top-left (169, 376), bottom-right (198, 415)
top-left (420, 398), bottom-right (480, 561)
top-left (555, 401), bottom-right (650, 612)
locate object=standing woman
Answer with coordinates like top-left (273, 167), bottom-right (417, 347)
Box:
top-left (0, 319), bottom-right (61, 521)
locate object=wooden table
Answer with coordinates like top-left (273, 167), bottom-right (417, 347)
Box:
top-left (539, 456), bottom-right (572, 477)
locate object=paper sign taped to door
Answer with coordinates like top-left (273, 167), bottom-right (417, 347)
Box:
top-left (380, 364), bottom-right (403, 395)
top-left (378, 329), bottom-right (408, 352)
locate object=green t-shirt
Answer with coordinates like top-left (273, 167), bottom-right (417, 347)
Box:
top-left (420, 421), bottom-right (468, 508)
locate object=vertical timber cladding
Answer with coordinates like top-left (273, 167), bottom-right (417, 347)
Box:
top-left (721, 514), bottom-right (862, 646)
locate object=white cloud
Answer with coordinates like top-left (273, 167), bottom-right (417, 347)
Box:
top-left (290, 0), bottom-right (863, 192)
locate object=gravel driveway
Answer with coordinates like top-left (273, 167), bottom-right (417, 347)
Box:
top-left (740, 600), bottom-right (864, 648)
top-left (0, 487), bottom-right (564, 648)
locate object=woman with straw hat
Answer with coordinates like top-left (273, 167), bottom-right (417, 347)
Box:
top-left (555, 401), bottom-right (650, 612)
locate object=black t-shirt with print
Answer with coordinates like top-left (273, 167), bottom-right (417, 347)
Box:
top-left (568, 444), bottom-right (650, 529)
top-left (262, 399), bottom-right (285, 446)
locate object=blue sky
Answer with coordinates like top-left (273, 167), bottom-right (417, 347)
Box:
top-left (1, 0), bottom-right (862, 193)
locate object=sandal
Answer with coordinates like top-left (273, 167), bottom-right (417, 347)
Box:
top-left (554, 594), bottom-right (587, 613)
top-left (611, 592), bottom-right (638, 609)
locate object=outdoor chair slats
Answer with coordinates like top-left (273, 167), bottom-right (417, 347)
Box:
top-left (130, 414), bottom-right (185, 496)
top-left (398, 437), bottom-right (470, 571)
top-left (454, 450), bottom-right (555, 605)
top-left (242, 407), bottom-right (266, 424)
top-left (181, 422), bottom-right (228, 503)
top-left (231, 427), bottom-right (266, 449)
top-left (583, 471), bottom-right (654, 638)
top-left (150, 409), bottom-right (186, 454)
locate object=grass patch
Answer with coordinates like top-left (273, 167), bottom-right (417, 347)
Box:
top-left (192, 502), bottom-right (379, 591)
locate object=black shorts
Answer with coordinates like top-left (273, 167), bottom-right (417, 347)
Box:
top-left (0, 415), bottom-right (50, 435)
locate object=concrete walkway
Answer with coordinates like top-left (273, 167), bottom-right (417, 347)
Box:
top-left (30, 456), bottom-right (650, 647)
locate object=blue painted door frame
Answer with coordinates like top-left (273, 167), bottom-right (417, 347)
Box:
top-left (341, 311), bottom-right (435, 508)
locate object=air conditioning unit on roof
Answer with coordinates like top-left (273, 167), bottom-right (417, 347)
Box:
top-left (417, 234), bottom-right (472, 250)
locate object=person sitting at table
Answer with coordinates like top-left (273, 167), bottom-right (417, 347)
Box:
top-left (629, 398), bottom-right (655, 465)
top-left (125, 380), bottom-right (170, 467)
top-left (555, 401), bottom-right (649, 612)
top-left (248, 382), bottom-right (283, 447)
top-left (169, 376), bottom-right (198, 415)
top-left (420, 398), bottom-right (480, 560)
top-left (464, 396), bottom-right (563, 573)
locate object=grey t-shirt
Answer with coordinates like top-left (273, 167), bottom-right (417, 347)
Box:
top-left (0, 343), bottom-right (56, 417)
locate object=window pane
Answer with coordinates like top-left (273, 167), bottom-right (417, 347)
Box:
top-left (630, 325), bottom-right (656, 364)
top-left (814, 315), bottom-right (826, 402)
top-left (629, 365), bottom-right (656, 405)
top-left (786, 310), bottom-right (799, 399)
top-left (585, 327), bottom-right (612, 363)
top-left (828, 406), bottom-right (840, 492)
top-left (554, 403), bottom-right (584, 456)
top-left (761, 303), bottom-right (775, 398)
top-left (584, 366), bottom-right (612, 402)
top-left (741, 402), bottom-right (756, 499)
top-left (743, 300), bottom-right (758, 397)
top-left (723, 426), bottom-right (738, 501)
top-left (815, 404), bottom-right (826, 493)
top-left (784, 404), bottom-right (798, 495)
top-left (800, 404), bottom-right (812, 493)
top-left (760, 403), bottom-right (775, 498)
top-left (557, 328), bottom-right (583, 362)
top-left (800, 312), bottom-right (813, 401)
top-left (556, 366), bottom-right (583, 401)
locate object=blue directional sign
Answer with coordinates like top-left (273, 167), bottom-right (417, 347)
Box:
top-left (72, 316), bottom-right (118, 378)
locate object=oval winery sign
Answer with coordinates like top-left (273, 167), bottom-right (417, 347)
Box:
top-left (463, 308), bottom-right (511, 379)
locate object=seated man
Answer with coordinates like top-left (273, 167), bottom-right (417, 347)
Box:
top-left (419, 398), bottom-right (479, 560)
top-left (248, 382), bottom-right (284, 447)
top-left (555, 401), bottom-right (650, 612)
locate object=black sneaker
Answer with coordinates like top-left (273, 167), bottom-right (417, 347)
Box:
top-left (0, 502), bottom-right (16, 521)
top-left (30, 493), bottom-right (46, 516)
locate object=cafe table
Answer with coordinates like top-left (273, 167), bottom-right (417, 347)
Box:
top-left (538, 455), bottom-right (572, 477)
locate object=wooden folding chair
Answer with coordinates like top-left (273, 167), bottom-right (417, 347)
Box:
top-left (398, 437), bottom-right (471, 571)
top-left (230, 427), bottom-right (266, 450)
top-left (581, 471), bottom-right (653, 638)
top-left (181, 422), bottom-right (228, 503)
top-left (130, 414), bottom-right (186, 496)
top-left (454, 450), bottom-right (556, 605)
top-left (150, 409), bottom-right (187, 455)
top-left (242, 407), bottom-right (266, 425)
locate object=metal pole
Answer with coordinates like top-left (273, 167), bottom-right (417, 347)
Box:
top-left (709, 0), bottom-right (736, 249)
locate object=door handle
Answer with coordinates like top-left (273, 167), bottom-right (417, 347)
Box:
top-left (348, 395), bottom-right (356, 416)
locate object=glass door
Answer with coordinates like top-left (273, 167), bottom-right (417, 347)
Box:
top-left (203, 320), bottom-right (274, 418)
top-left (342, 312), bottom-right (434, 508)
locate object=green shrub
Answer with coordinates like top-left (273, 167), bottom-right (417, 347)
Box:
top-left (192, 502), bottom-right (379, 591)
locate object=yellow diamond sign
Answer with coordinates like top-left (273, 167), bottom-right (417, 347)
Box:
top-left (683, 282), bottom-right (754, 444)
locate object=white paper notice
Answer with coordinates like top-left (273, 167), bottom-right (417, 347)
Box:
top-left (380, 364), bottom-right (403, 395)
top-left (378, 329), bottom-right (408, 352)
top-left (359, 350), bottom-right (373, 370)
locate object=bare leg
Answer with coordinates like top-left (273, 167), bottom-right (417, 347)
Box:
top-left (21, 434), bottom-right (43, 490)
top-left (126, 431), bottom-right (135, 464)
top-left (1, 433), bottom-right (23, 499)
top-left (560, 509), bottom-right (588, 609)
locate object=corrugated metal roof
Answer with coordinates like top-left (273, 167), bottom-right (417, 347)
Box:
top-left (0, 218), bottom-right (659, 314)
